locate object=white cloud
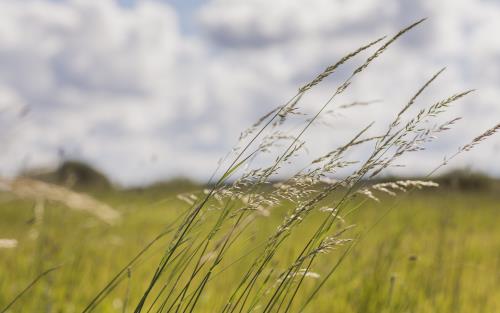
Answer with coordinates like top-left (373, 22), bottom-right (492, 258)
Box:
top-left (0, 0), bottom-right (499, 186)
top-left (0, 0), bottom-right (216, 184)
top-left (196, 0), bottom-right (500, 177)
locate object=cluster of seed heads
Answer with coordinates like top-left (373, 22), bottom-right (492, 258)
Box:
top-left (78, 19), bottom-right (500, 313)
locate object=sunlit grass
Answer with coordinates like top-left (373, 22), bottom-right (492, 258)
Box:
top-left (1, 19), bottom-right (499, 313)
top-left (1, 189), bottom-right (499, 312)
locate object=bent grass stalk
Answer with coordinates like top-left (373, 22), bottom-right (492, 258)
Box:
top-left (1, 265), bottom-right (62, 313)
top-left (129, 30), bottom-right (388, 313)
top-left (62, 18), bottom-right (500, 313)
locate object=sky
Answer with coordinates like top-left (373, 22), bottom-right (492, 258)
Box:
top-left (0, 0), bottom-right (499, 186)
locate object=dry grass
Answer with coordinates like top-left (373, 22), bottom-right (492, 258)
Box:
top-left (1, 19), bottom-right (499, 313)
top-left (0, 177), bottom-right (120, 225)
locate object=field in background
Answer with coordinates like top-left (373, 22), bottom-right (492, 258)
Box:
top-left (1, 167), bottom-right (499, 312)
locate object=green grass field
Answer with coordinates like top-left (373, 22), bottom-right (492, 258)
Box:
top-left (1, 187), bottom-right (499, 312)
top-left (2, 19), bottom-right (500, 313)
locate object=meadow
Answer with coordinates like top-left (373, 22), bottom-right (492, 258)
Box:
top-left (2, 19), bottom-right (500, 313)
top-left (1, 180), bottom-right (499, 312)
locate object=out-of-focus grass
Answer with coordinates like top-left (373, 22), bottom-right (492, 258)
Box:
top-left (0, 188), bottom-right (499, 312)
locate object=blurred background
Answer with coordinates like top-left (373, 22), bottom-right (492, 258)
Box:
top-left (1, 2), bottom-right (500, 312)
top-left (0, 0), bottom-right (499, 187)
